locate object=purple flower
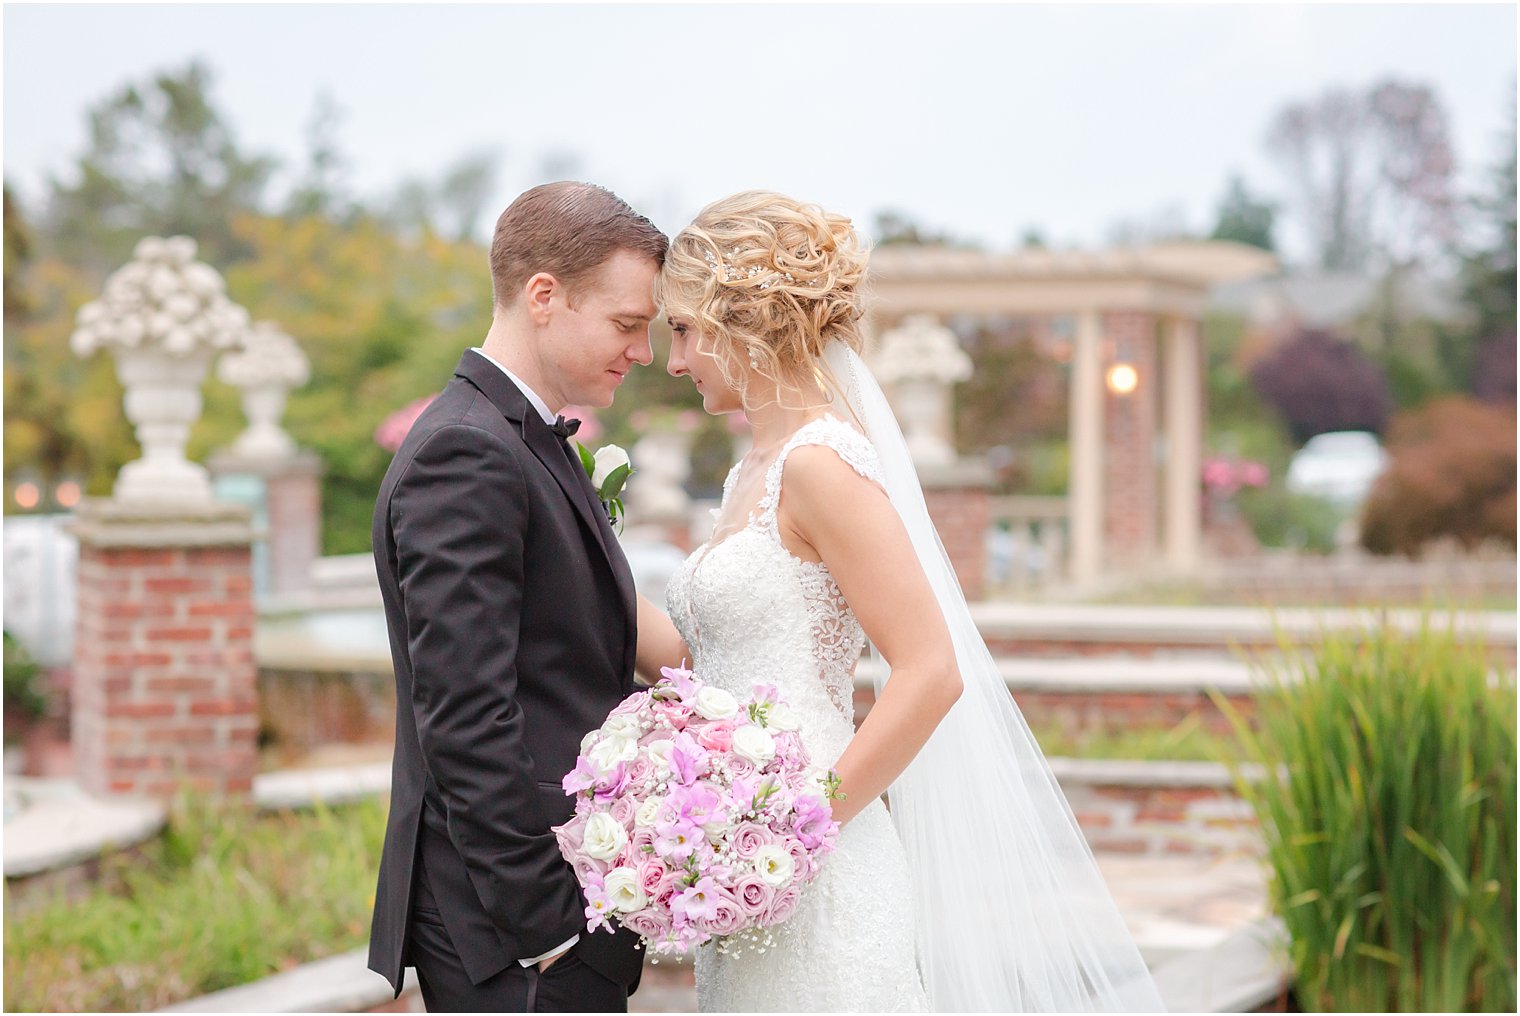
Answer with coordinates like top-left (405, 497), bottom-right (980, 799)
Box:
top-left (750, 683), bottom-right (779, 707)
top-left (652, 816), bottom-right (702, 862)
top-left (668, 731), bottom-right (709, 786)
top-left (562, 755), bottom-right (599, 795)
top-left (659, 663), bottom-right (699, 702)
top-left (593, 761), bottom-right (630, 803)
top-left (791, 794), bottom-right (835, 850)
top-left (583, 878), bottom-right (614, 934)
top-left (670, 876), bottom-right (722, 924)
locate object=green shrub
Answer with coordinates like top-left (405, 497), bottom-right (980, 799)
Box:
top-left (1360, 397), bottom-right (1517, 556)
top-left (4, 794), bottom-right (387, 1011)
top-left (1238, 485), bottom-right (1345, 553)
top-left (1214, 618), bottom-right (1516, 1011)
top-left (3, 630), bottom-right (46, 726)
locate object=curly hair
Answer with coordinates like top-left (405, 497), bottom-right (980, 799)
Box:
top-left (654, 191), bottom-right (870, 402)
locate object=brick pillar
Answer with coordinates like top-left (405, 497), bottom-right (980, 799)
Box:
top-left (920, 459), bottom-right (995, 601)
top-left (210, 450), bottom-right (323, 600)
top-left (70, 500), bottom-right (258, 799)
top-left (1103, 312), bottom-right (1159, 570)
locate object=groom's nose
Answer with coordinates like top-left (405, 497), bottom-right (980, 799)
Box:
top-left (629, 329), bottom-right (654, 366)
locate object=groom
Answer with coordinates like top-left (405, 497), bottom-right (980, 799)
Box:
top-left (368, 182), bottom-right (667, 1011)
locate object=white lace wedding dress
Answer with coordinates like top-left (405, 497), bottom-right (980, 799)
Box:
top-left (664, 415), bottom-right (930, 1013)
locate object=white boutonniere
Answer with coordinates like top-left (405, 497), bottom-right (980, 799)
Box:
top-left (576, 443), bottom-right (632, 531)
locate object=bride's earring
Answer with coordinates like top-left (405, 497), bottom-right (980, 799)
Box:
top-left (749, 349), bottom-right (762, 369)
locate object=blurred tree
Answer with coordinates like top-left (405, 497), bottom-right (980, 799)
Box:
top-left (284, 91), bottom-right (353, 222)
top-left (872, 209), bottom-right (979, 248)
top-left (1267, 79), bottom-right (1456, 271)
top-left (216, 211), bottom-right (492, 553)
top-left (1457, 106), bottom-right (1516, 400)
top-left (1209, 174), bottom-right (1277, 252)
top-left (384, 150), bottom-right (501, 243)
top-left (1019, 227), bottom-right (1048, 249)
top-left (42, 61), bottom-right (276, 274)
top-left (4, 184), bottom-right (33, 322)
top-left (1249, 329), bottom-right (1394, 443)
top-left (954, 321), bottom-right (1068, 492)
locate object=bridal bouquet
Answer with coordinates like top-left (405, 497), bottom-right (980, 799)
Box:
top-left (554, 664), bottom-right (842, 956)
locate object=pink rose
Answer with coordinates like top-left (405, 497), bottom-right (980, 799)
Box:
top-left (728, 821), bottom-right (772, 860)
top-left (608, 794), bottom-right (638, 830)
top-left (621, 908), bottom-right (668, 942)
top-left (628, 825), bottom-right (658, 858)
top-left (636, 858), bottom-right (669, 897)
top-left (761, 885), bottom-right (801, 925)
top-left (731, 873), bottom-right (774, 916)
top-left (697, 720), bottom-right (735, 752)
top-left (609, 693), bottom-right (646, 719)
top-left (724, 754), bottom-right (758, 781)
top-left (653, 700), bottom-right (693, 729)
top-left (694, 889), bottom-right (747, 937)
top-left (624, 753), bottom-right (655, 788)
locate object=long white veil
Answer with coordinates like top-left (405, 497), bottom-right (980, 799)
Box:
top-left (823, 341), bottom-right (1165, 1012)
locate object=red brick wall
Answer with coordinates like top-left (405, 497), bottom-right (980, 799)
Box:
top-left (923, 485), bottom-right (990, 600)
top-left (72, 544), bottom-right (258, 797)
top-left (1103, 312), bottom-right (1159, 568)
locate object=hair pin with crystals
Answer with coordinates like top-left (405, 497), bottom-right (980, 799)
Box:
top-left (702, 246), bottom-right (817, 291)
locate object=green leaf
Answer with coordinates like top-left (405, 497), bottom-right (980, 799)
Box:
top-left (576, 442), bottom-right (596, 476)
top-left (598, 463), bottom-right (632, 500)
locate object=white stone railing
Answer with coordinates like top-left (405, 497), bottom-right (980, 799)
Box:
top-left (986, 495), bottom-right (1069, 594)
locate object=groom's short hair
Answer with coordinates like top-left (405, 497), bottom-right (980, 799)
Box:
top-left (490, 182), bottom-right (667, 310)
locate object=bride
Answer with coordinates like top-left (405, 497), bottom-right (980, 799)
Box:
top-left (634, 191), bottom-right (1164, 1013)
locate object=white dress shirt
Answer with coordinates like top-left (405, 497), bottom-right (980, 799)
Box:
top-left (469, 346), bottom-right (581, 968)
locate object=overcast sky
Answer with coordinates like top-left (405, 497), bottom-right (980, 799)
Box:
top-left (4, 3), bottom-right (1515, 260)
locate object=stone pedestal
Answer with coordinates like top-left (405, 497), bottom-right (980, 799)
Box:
top-left (69, 499), bottom-right (258, 799)
top-left (920, 459), bottom-right (995, 601)
top-left (209, 450), bottom-right (323, 600)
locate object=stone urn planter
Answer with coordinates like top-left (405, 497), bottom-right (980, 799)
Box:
top-left (217, 321), bottom-right (311, 461)
top-left (70, 236), bottom-right (250, 505)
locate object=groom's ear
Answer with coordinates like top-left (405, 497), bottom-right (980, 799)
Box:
top-left (523, 271), bottom-right (562, 324)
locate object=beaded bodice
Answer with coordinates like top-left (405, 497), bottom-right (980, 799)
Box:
top-left (664, 415), bottom-right (882, 768)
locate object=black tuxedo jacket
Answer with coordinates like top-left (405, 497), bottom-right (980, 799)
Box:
top-left (367, 350), bottom-right (642, 994)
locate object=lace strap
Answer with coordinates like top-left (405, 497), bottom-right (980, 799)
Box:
top-left (756, 415), bottom-right (884, 539)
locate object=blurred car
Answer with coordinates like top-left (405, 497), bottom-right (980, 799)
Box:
top-left (1285, 430), bottom-right (1389, 507)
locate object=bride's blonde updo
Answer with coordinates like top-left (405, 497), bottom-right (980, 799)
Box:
top-left (655, 190), bottom-right (869, 400)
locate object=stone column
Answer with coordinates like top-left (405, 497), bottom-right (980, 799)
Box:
top-left (1068, 309), bottom-right (1105, 584)
top-left (1103, 312), bottom-right (1159, 569)
top-left (70, 500), bottom-right (258, 798)
top-left (1163, 317), bottom-right (1204, 574)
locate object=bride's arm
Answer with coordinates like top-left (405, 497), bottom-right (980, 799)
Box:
top-left (778, 446), bottom-right (963, 827)
top-left (634, 592), bottom-right (691, 686)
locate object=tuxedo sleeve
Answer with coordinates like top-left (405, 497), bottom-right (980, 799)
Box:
top-left (391, 423), bottom-right (585, 956)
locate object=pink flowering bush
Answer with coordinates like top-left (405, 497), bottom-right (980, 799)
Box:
top-left (554, 665), bottom-right (841, 956)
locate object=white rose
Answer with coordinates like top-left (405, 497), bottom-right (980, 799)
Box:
top-left (732, 725), bottom-right (776, 766)
top-left (591, 445), bottom-right (631, 489)
top-left (693, 686), bottom-right (739, 721)
top-left (767, 703), bottom-right (801, 731)
top-left (753, 844), bottom-right (795, 888)
top-left (582, 812), bottom-right (628, 861)
top-left (646, 739), bottom-right (674, 776)
top-left (588, 734), bottom-right (637, 774)
top-left (635, 795), bottom-right (664, 829)
top-left (602, 713), bottom-right (643, 741)
top-left (580, 729), bottom-right (599, 756)
top-left (603, 866), bottom-right (648, 913)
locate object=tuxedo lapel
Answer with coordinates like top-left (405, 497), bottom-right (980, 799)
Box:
top-left (453, 351), bottom-right (636, 653)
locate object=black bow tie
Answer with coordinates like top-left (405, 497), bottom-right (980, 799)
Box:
top-left (551, 414), bottom-right (581, 439)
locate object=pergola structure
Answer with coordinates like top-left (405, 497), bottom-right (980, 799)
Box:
top-left (864, 241), bottom-right (1279, 584)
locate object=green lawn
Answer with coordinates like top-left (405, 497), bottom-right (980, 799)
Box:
top-left (4, 796), bottom-right (386, 1012)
